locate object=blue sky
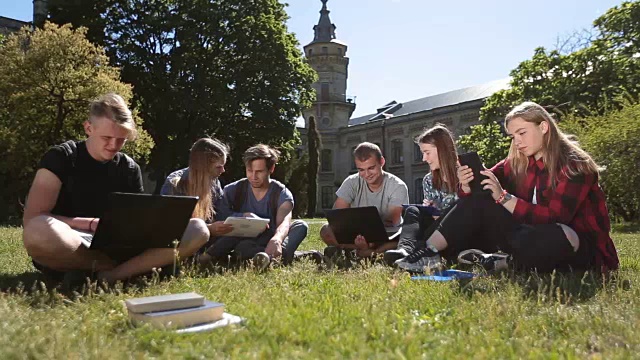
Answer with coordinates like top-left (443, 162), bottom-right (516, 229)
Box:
top-left (2, 0), bottom-right (625, 118)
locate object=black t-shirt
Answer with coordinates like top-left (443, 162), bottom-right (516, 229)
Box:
top-left (38, 140), bottom-right (144, 218)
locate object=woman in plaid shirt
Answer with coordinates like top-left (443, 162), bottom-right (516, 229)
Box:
top-left (396, 102), bottom-right (619, 273)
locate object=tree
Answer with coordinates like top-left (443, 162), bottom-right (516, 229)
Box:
top-left (561, 101), bottom-right (640, 221)
top-left (457, 122), bottom-right (511, 168)
top-left (48, 0), bottom-right (317, 191)
top-left (306, 116), bottom-right (321, 217)
top-left (480, 1), bottom-right (640, 123)
top-left (0, 23), bottom-right (154, 223)
top-left (47, 0), bottom-right (108, 46)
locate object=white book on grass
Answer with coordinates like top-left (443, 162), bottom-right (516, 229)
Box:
top-left (223, 216), bottom-right (270, 237)
top-left (125, 292), bottom-right (205, 313)
top-left (175, 313), bottom-right (245, 333)
top-left (129, 300), bottom-right (224, 329)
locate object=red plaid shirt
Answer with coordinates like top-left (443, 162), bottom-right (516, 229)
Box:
top-left (490, 157), bottom-right (619, 271)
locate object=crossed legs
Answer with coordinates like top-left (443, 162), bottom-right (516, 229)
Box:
top-left (23, 215), bottom-right (209, 282)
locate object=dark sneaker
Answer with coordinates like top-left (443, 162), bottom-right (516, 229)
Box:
top-left (395, 246), bottom-right (442, 273)
top-left (457, 249), bottom-right (509, 272)
top-left (323, 246), bottom-right (354, 269)
top-left (252, 252), bottom-right (271, 271)
top-left (323, 246), bottom-right (343, 260)
top-left (292, 250), bottom-right (324, 264)
top-left (383, 248), bottom-right (409, 266)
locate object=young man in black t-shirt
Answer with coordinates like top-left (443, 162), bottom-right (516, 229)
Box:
top-left (22, 93), bottom-right (209, 283)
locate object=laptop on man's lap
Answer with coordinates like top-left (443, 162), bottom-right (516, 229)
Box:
top-left (325, 206), bottom-right (398, 244)
top-left (78, 192), bottom-right (198, 252)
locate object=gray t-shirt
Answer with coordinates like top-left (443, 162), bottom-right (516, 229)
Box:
top-left (335, 172), bottom-right (409, 232)
top-left (217, 178), bottom-right (294, 230)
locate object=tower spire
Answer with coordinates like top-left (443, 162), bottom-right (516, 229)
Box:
top-left (312, 0), bottom-right (336, 43)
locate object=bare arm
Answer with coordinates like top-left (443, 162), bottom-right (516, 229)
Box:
top-left (333, 197), bottom-right (351, 209)
top-left (23, 169), bottom-right (95, 231)
top-left (271, 201), bottom-right (293, 243)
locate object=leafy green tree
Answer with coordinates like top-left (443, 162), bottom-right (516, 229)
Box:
top-left (457, 122), bottom-right (511, 168)
top-left (561, 101), bottom-right (640, 221)
top-left (0, 23), bottom-right (153, 223)
top-left (48, 0), bottom-right (317, 191)
top-left (480, 1), bottom-right (640, 123)
top-left (47, 0), bottom-right (108, 46)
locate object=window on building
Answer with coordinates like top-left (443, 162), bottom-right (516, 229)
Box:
top-left (322, 46), bottom-right (328, 54)
top-left (320, 83), bottom-right (330, 101)
top-left (338, 48), bottom-right (343, 56)
top-left (321, 186), bottom-right (334, 209)
top-left (308, 49), bottom-right (313, 56)
top-left (391, 139), bottom-right (403, 164)
top-left (414, 143), bottom-right (422, 163)
top-left (321, 149), bottom-right (332, 172)
top-left (414, 178), bottom-right (423, 203)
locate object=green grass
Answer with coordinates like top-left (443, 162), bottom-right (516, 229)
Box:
top-left (1, 222), bottom-right (639, 359)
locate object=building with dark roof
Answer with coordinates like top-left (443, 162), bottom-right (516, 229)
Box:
top-left (0, 16), bottom-right (30, 36)
top-left (299, 0), bottom-right (510, 214)
top-left (0, 0), bottom-right (47, 36)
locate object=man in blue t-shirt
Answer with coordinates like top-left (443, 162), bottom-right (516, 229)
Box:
top-left (198, 144), bottom-right (309, 269)
top-left (22, 93), bottom-right (210, 284)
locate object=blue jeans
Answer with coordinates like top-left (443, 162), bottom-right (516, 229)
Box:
top-left (206, 220), bottom-right (308, 264)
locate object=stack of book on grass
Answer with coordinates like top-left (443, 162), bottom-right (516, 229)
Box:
top-left (125, 292), bottom-right (243, 333)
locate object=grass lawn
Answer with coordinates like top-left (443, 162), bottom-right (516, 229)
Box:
top-left (0, 221), bottom-right (639, 359)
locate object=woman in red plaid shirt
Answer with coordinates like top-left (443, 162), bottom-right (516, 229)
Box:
top-left (396, 102), bottom-right (619, 273)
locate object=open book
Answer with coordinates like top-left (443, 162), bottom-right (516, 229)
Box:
top-left (223, 216), bottom-right (270, 237)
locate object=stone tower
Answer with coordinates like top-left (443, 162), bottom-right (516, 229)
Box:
top-left (33, 0), bottom-right (48, 28)
top-left (302, 0), bottom-right (356, 214)
top-left (302, 0), bottom-right (356, 131)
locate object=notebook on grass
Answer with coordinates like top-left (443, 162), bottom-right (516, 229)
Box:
top-left (125, 292), bottom-right (205, 313)
top-left (128, 300), bottom-right (224, 329)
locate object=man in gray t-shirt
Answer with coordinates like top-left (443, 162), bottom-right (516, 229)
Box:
top-left (320, 142), bottom-right (409, 258)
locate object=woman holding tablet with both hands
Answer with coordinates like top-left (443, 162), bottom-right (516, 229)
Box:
top-left (395, 102), bottom-right (619, 274)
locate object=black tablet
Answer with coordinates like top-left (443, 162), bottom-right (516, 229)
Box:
top-left (458, 151), bottom-right (490, 194)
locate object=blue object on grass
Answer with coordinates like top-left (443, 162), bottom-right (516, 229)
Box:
top-left (411, 269), bottom-right (477, 281)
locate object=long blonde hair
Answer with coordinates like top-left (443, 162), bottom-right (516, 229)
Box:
top-left (173, 138), bottom-right (229, 220)
top-left (505, 102), bottom-right (600, 188)
top-left (415, 124), bottom-right (459, 193)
